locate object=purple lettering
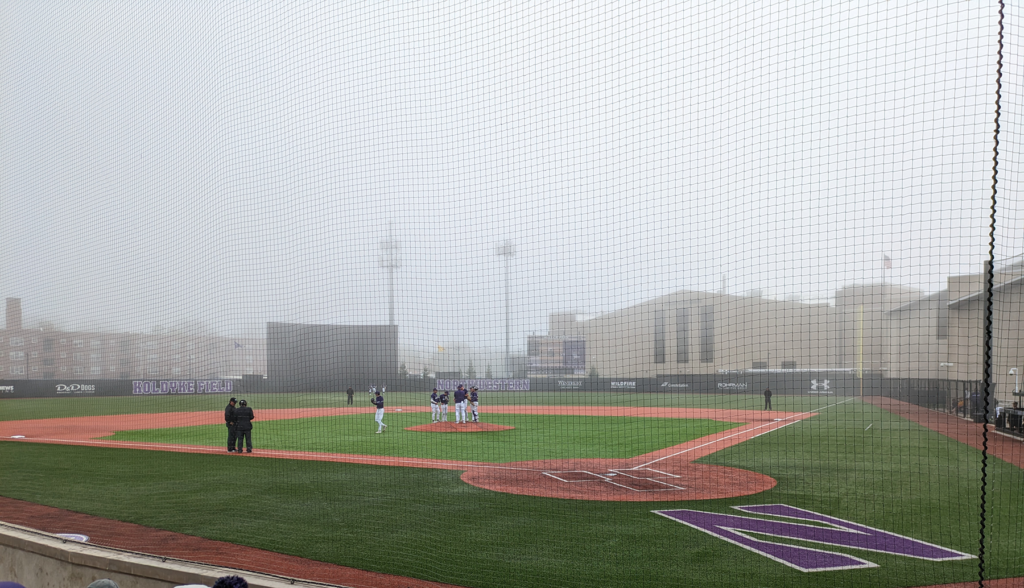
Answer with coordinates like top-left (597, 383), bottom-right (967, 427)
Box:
top-left (655, 505), bottom-right (973, 572)
top-left (133, 381), bottom-right (143, 395)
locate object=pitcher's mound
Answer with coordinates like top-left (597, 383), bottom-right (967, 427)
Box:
top-left (406, 422), bottom-right (513, 433)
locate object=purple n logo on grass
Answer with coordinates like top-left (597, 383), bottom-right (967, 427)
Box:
top-left (654, 505), bottom-right (974, 572)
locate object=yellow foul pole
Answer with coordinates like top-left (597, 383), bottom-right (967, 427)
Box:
top-left (857, 304), bottom-right (864, 397)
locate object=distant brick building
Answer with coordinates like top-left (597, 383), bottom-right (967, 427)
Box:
top-left (0, 298), bottom-right (265, 380)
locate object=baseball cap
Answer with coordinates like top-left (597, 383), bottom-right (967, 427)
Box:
top-left (229, 397), bottom-right (237, 403)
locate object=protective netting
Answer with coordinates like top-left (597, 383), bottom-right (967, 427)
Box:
top-left (1, 2), bottom-right (1022, 587)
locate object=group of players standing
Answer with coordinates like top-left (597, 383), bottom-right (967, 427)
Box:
top-left (368, 383), bottom-right (480, 434)
top-left (430, 384), bottom-right (479, 424)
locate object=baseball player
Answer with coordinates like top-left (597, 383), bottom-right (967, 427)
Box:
top-left (469, 387), bottom-right (480, 422)
top-left (430, 388), bottom-right (441, 423)
top-left (453, 385), bottom-right (469, 423)
top-left (439, 389), bottom-right (450, 422)
top-left (372, 389), bottom-right (387, 433)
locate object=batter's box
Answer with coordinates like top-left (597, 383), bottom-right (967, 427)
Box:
top-left (542, 470), bottom-right (686, 491)
top-left (542, 471), bottom-right (606, 483)
top-left (608, 468), bottom-right (680, 480)
top-left (603, 476), bottom-right (686, 492)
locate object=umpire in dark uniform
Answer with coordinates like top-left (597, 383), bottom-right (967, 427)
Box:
top-left (234, 399), bottom-right (255, 453)
top-left (224, 397), bottom-right (238, 452)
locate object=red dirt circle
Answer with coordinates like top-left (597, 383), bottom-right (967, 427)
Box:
top-left (406, 422), bottom-right (514, 433)
top-left (461, 459), bottom-right (776, 502)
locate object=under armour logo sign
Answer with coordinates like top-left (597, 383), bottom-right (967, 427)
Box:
top-left (810, 379), bottom-right (830, 391)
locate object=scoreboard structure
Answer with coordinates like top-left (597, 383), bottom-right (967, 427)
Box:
top-left (267, 322), bottom-right (397, 393)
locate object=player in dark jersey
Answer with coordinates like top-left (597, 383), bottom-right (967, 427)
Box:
top-left (430, 388), bottom-right (441, 423)
top-left (372, 390), bottom-right (387, 433)
top-left (469, 387), bottom-right (480, 422)
top-left (439, 390), bottom-right (450, 422)
top-left (453, 385), bottom-right (469, 423)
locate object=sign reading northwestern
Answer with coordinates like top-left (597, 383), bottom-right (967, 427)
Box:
top-left (132, 380), bottom-right (234, 395)
top-left (436, 379), bottom-right (530, 391)
top-left (655, 505), bottom-right (973, 572)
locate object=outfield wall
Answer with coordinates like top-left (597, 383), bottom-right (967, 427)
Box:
top-left (0, 374), bottom-right (979, 405)
top-left (0, 379), bottom-right (240, 399)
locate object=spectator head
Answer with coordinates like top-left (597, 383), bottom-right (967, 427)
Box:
top-left (211, 576), bottom-right (248, 588)
top-left (229, 397), bottom-right (236, 404)
top-left (86, 580), bottom-right (120, 588)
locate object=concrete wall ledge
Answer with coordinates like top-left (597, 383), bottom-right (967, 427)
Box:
top-left (0, 520), bottom-right (346, 588)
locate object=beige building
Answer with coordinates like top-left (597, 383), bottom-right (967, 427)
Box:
top-left (886, 291), bottom-right (949, 380)
top-left (582, 290), bottom-right (845, 378)
top-left (884, 260), bottom-right (1024, 403)
top-left (575, 284), bottom-right (921, 381)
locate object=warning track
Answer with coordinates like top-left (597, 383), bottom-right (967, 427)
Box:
top-left (0, 405), bottom-right (812, 501)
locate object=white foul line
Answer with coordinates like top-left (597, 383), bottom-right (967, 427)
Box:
top-left (633, 397), bottom-right (857, 469)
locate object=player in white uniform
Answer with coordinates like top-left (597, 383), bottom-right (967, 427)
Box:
top-left (453, 385), bottom-right (469, 424)
top-left (439, 390), bottom-right (450, 422)
top-left (430, 388), bottom-right (441, 423)
top-left (372, 390), bottom-right (387, 433)
top-left (469, 387), bottom-right (480, 422)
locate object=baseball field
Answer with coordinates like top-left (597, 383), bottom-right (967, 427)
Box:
top-left (1, 391), bottom-right (1022, 588)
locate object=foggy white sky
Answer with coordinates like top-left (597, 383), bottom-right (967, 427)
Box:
top-left (1, 1), bottom-right (1021, 357)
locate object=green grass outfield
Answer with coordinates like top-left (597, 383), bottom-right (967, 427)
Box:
top-left (1, 394), bottom-right (1022, 587)
top-left (104, 413), bottom-right (740, 462)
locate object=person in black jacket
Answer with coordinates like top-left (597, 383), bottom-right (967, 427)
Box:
top-left (234, 399), bottom-right (255, 453)
top-left (763, 387), bottom-right (773, 411)
top-left (224, 398), bottom-right (238, 452)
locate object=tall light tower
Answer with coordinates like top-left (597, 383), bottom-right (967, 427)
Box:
top-left (496, 240), bottom-right (516, 377)
top-left (379, 230), bottom-right (401, 326)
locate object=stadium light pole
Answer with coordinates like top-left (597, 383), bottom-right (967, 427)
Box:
top-left (379, 230), bottom-right (401, 327)
top-left (496, 240), bottom-right (516, 378)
